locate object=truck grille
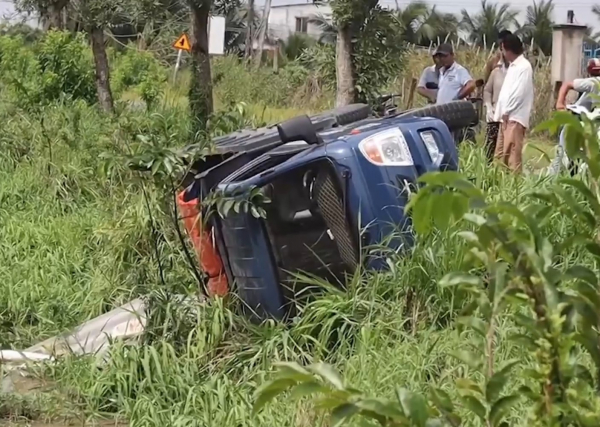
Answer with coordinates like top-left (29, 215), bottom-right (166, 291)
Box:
top-left (313, 169), bottom-right (358, 269)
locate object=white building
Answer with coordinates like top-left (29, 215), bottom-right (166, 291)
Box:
top-left (266, 1), bottom-right (332, 41)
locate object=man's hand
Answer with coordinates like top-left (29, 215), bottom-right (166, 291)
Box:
top-left (502, 114), bottom-right (509, 123)
top-left (556, 101), bottom-right (566, 111)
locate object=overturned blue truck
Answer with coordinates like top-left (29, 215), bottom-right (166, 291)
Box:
top-left (177, 101), bottom-right (477, 320)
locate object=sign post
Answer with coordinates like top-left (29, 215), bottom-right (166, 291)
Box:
top-left (172, 33), bottom-right (191, 83)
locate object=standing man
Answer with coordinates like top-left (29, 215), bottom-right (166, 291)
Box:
top-left (483, 30), bottom-right (512, 84)
top-left (416, 55), bottom-right (441, 103)
top-left (483, 55), bottom-right (508, 163)
top-left (493, 34), bottom-right (534, 173)
top-left (549, 58), bottom-right (600, 175)
top-left (435, 44), bottom-right (476, 105)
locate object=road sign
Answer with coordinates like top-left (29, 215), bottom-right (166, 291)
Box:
top-left (173, 33), bottom-right (191, 52)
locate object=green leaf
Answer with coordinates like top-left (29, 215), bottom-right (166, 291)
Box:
top-left (485, 360), bottom-right (519, 402)
top-left (331, 403), bottom-right (359, 427)
top-left (565, 265), bottom-right (598, 286)
top-left (308, 362), bottom-right (344, 390)
top-left (253, 378), bottom-right (297, 415)
top-left (439, 273), bottom-right (481, 288)
top-left (456, 378), bottom-right (483, 394)
top-left (456, 316), bottom-right (487, 338)
top-left (290, 381), bottom-right (328, 399)
top-left (430, 388), bottom-right (454, 413)
top-left (433, 191), bottom-right (454, 230)
top-left (397, 387), bottom-right (429, 427)
top-left (451, 351), bottom-right (482, 370)
top-left (559, 178), bottom-right (600, 215)
top-left (461, 395), bottom-right (486, 420)
top-left (489, 394), bottom-right (520, 426)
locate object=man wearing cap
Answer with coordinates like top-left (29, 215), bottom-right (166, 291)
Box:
top-left (434, 43), bottom-right (476, 105)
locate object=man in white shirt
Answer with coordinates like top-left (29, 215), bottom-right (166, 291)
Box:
top-left (434, 44), bottom-right (476, 105)
top-left (550, 59), bottom-right (600, 175)
top-left (493, 34), bottom-right (534, 173)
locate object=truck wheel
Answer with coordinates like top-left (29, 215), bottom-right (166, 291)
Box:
top-left (311, 103), bottom-right (371, 127)
top-left (398, 101), bottom-right (477, 131)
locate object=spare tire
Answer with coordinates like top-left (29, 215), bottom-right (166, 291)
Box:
top-left (310, 103), bottom-right (371, 127)
top-left (398, 101), bottom-right (477, 131)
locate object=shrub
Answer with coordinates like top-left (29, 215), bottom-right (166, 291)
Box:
top-left (37, 30), bottom-right (96, 105)
top-left (112, 48), bottom-right (168, 97)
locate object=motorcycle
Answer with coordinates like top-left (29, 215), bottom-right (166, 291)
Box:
top-left (547, 102), bottom-right (600, 176)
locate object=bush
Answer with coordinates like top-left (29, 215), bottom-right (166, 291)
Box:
top-left (112, 48), bottom-right (168, 99)
top-left (0, 31), bottom-right (96, 108)
top-left (37, 30), bottom-right (96, 105)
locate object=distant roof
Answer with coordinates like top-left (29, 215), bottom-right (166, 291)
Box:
top-left (270, 1), bottom-right (329, 8)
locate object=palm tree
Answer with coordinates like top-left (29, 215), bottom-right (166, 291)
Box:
top-left (460, 0), bottom-right (518, 48)
top-left (516, 0), bottom-right (554, 55)
top-left (307, 13), bottom-right (337, 44)
top-left (418, 6), bottom-right (459, 46)
top-left (395, 1), bottom-right (429, 44)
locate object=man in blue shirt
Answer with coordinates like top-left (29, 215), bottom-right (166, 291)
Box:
top-left (434, 44), bottom-right (476, 105)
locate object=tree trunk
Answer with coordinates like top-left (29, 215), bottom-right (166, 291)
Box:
top-left (335, 25), bottom-right (356, 107)
top-left (43, 0), bottom-right (69, 30)
top-left (89, 25), bottom-right (114, 113)
top-left (244, 0), bottom-right (255, 59)
top-left (189, 0), bottom-right (214, 135)
top-left (253, 0), bottom-right (271, 68)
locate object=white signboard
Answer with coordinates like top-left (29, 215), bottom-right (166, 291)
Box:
top-left (209, 16), bottom-right (226, 55)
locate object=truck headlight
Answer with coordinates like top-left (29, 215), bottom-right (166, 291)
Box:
top-left (358, 128), bottom-right (414, 166)
top-left (420, 131), bottom-right (443, 165)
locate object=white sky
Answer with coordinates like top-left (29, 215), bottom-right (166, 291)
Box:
top-left (1, 0), bottom-right (598, 31)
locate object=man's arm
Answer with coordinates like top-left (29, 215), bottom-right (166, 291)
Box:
top-left (457, 67), bottom-right (476, 99)
top-left (416, 68), bottom-right (436, 102)
top-left (458, 80), bottom-right (476, 99)
top-left (416, 87), bottom-right (436, 102)
top-left (483, 52), bottom-right (501, 83)
top-left (555, 81), bottom-right (575, 110)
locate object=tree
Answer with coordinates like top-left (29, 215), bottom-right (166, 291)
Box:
top-left (307, 13), bottom-right (337, 44)
top-left (418, 7), bottom-right (459, 46)
top-left (13, 0), bottom-right (70, 30)
top-left (516, 0), bottom-right (554, 55)
top-left (460, 0), bottom-right (517, 48)
top-left (71, 0), bottom-right (131, 113)
top-left (320, 0), bottom-right (378, 106)
top-left (244, 0), bottom-right (254, 58)
top-left (188, 0), bottom-right (213, 134)
top-left (14, 0), bottom-right (69, 31)
top-left (395, 1), bottom-right (428, 45)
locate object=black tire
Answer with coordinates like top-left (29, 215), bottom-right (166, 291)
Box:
top-left (310, 103), bottom-right (371, 127)
top-left (398, 101), bottom-right (477, 131)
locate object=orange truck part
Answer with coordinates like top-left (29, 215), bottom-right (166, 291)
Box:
top-left (177, 190), bottom-right (229, 297)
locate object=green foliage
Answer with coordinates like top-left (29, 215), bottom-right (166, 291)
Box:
top-left (0, 31), bottom-right (95, 108)
top-left (37, 30), bottom-right (97, 104)
top-left (112, 49), bottom-right (167, 94)
top-left (212, 55), bottom-right (314, 108)
top-left (300, 6), bottom-right (406, 104)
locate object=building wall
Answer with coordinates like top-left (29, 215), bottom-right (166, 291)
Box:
top-left (267, 3), bottom-right (332, 41)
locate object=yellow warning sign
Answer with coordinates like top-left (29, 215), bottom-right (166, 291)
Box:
top-left (173, 33), bottom-right (191, 52)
